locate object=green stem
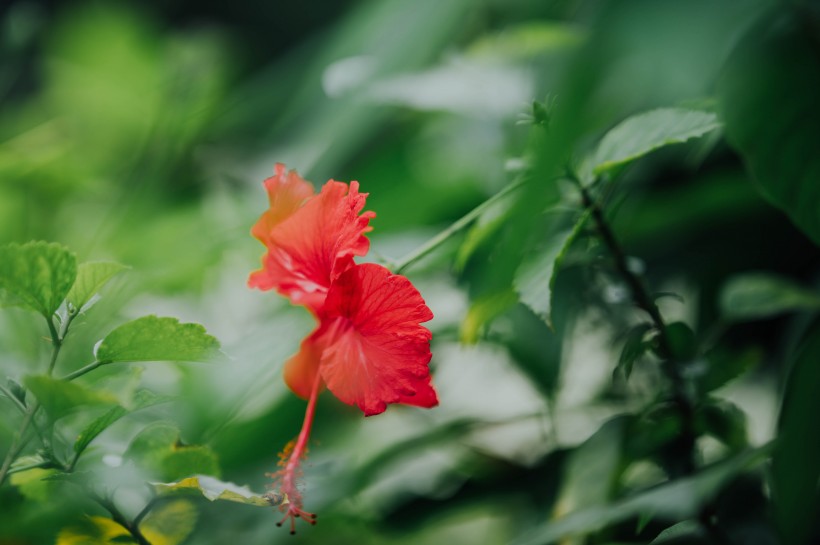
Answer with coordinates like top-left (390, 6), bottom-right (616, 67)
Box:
top-left (62, 361), bottom-right (104, 382)
top-left (574, 177), bottom-right (696, 476)
top-left (391, 178), bottom-right (527, 274)
top-left (46, 316), bottom-right (62, 376)
top-left (92, 491), bottom-right (152, 545)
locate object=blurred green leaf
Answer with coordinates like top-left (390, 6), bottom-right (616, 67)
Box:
top-left (553, 418), bottom-right (624, 528)
top-left (125, 422), bottom-right (220, 481)
top-left (0, 241), bottom-right (77, 317)
top-left (10, 467), bottom-right (58, 502)
top-left (719, 8), bottom-right (820, 245)
top-left (513, 445), bottom-right (770, 545)
top-left (649, 520), bottom-right (706, 544)
top-left (467, 22), bottom-right (585, 61)
top-left (615, 323), bottom-right (654, 380)
top-left (460, 289), bottom-right (518, 344)
top-left (696, 399), bottom-right (748, 452)
top-left (592, 108), bottom-right (720, 176)
top-left (139, 499), bottom-right (197, 545)
top-left (25, 375), bottom-right (118, 419)
top-left (7, 377), bottom-right (27, 406)
top-left (95, 316), bottom-right (221, 364)
top-left (696, 347), bottom-right (760, 395)
top-left (56, 515), bottom-right (133, 545)
top-left (772, 325), bottom-right (820, 545)
top-left (66, 261), bottom-right (128, 313)
top-left (151, 475), bottom-right (275, 507)
top-left (719, 272), bottom-right (820, 321)
top-left (514, 211), bottom-right (589, 328)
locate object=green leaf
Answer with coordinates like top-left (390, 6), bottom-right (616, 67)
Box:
top-left (553, 418), bottom-right (625, 521)
top-left (719, 272), bottom-right (820, 321)
top-left (718, 9), bottom-right (820, 245)
top-left (467, 22), bottom-right (584, 61)
top-left (514, 211), bottom-right (589, 328)
top-left (6, 377), bottom-right (27, 406)
top-left (66, 261), bottom-right (128, 312)
top-left (772, 325), bottom-right (820, 545)
top-left (24, 375), bottom-right (118, 419)
top-left (0, 241), bottom-right (77, 317)
top-left (151, 475), bottom-right (277, 507)
top-left (696, 346), bottom-right (760, 395)
top-left (592, 108), bottom-right (721, 176)
top-left (95, 315), bottom-right (221, 364)
top-left (512, 446), bottom-right (770, 545)
top-left (615, 323), bottom-right (654, 380)
top-left (138, 499), bottom-right (197, 545)
top-left (125, 422), bottom-right (221, 481)
top-left (73, 389), bottom-right (170, 457)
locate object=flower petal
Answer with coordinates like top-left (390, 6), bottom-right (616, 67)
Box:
top-left (317, 263), bottom-right (437, 416)
top-left (283, 332), bottom-right (324, 399)
top-left (249, 164), bottom-right (315, 290)
top-left (251, 179), bottom-right (375, 312)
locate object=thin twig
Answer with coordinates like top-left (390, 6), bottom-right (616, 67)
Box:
top-left (91, 491), bottom-right (152, 545)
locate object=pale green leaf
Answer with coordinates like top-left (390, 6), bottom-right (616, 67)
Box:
top-left (151, 475), bottom-right (277, 507)
top-left (95, 316), bottom-right (221, 364)
top-left (649, 520), bottom-right (706, 544)
top-left (592, 108), bottom-right (721, 175)
top-left (0, 241), bottom-right (77, 317)
top-left (139, 499), bottom-right (197, 545)
top-left (719, 272), bottom-right (820, 321)
top-left (66, 261), bottom-right (128, 312)
top-left (467, 22), bottom-right (585, 61)
top-left (514, 211), bottom-right (589, 328)
top-left (24, 375), bottom-right (118, 419)
top-left (125, 422), bottom-right (221, 481)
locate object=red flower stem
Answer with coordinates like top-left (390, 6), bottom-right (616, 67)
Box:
top-left (282, 371), bottom-right (323, 497)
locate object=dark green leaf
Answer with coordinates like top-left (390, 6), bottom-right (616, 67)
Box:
top-left (24, 375), bottom-right (118, 419)
top-left (515, 211), bottom-right (589, 328)
top-left (0, 241), bottom-right (77, 317)
top-left (664, 322), bottom-right (697, 361)
top-left (7, 377), bottom-right (26, 406)
top-left (719, 272), bottom-right (820, 321)
top-left (696, 399), bottom-right (748, 452)
top-left (513, 446), bottom-right (770, 545)
top-left (592, 108), bottom-right (720, 176)
top-left (95, 315), bottom-right (221, 364)
top-left (66, 261), bottom-right (128, 312)
top-left (719, 9), bottom-right (820, 245)
top-left (696, 347), bottom-right (760, 395)
top-left (151, 475), bottom-right (274, 507)
top-left (772, 325), bottom-right (820, 545)
top-left (615, 323), bottom-right (653, 380)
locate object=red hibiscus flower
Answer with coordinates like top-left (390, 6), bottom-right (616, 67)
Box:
top-left (249, 164), bottom-right (438, 532)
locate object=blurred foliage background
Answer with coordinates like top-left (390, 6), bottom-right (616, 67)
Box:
top-left (1, 0), bottom-right (819, 544)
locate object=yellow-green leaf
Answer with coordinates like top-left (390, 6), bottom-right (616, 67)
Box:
top-left (56, 516), bottom-right (134, 545)
top-left (139, 499), bottom-right (197, 545)
top-left (151, 475), bottom-right (277, 507)
top-left (95, 316), bottom-right (221, 364)
top-left (0, 241), bottom-right (77, 317)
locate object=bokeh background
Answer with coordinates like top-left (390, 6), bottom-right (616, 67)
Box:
top-left (1, 0), bottom-right (818, 543)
